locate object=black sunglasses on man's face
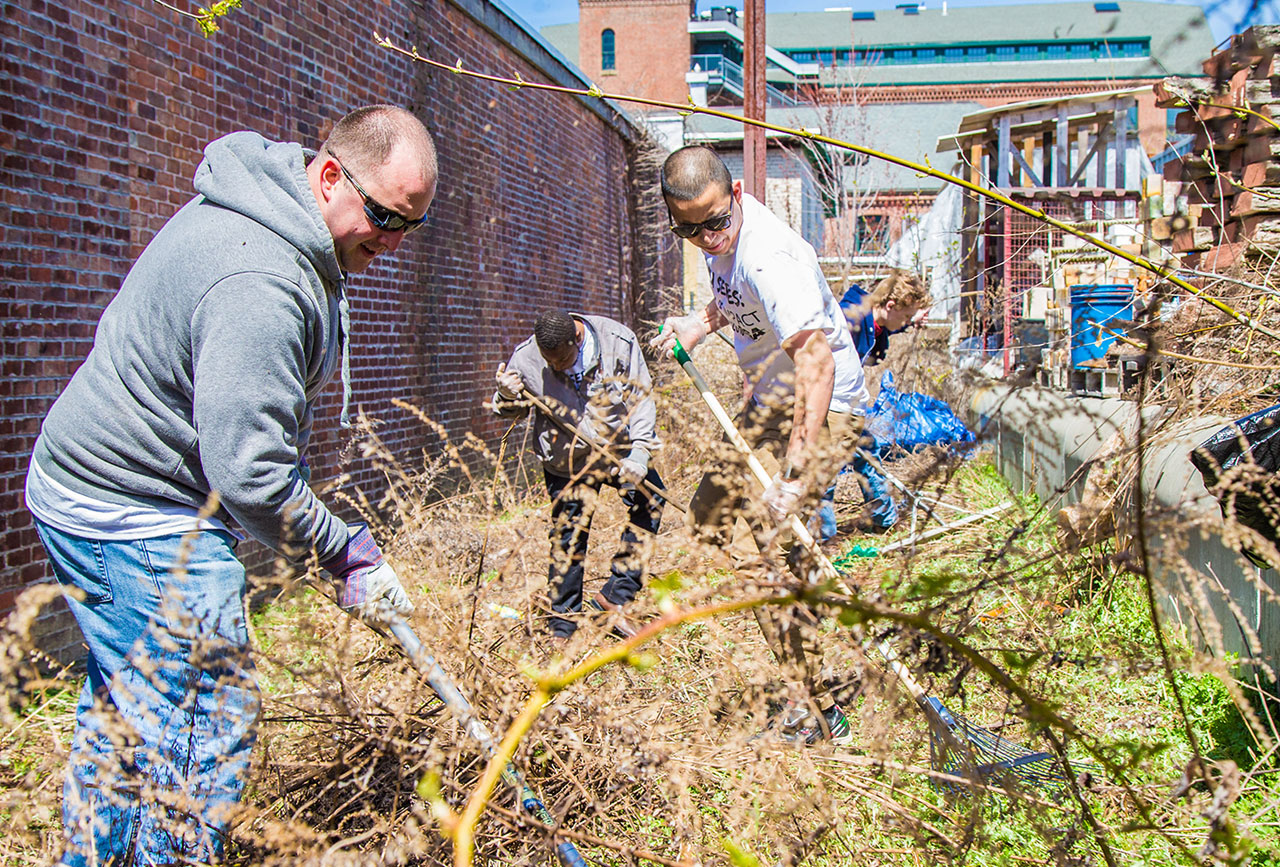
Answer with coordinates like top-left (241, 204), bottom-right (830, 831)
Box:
top-left (668, 199), bottom-right (734, 239)
top-left (334, 157), bottom-right (428, 234)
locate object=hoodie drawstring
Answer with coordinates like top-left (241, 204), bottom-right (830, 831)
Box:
top-left (338, 294), bottom-right (353, 429)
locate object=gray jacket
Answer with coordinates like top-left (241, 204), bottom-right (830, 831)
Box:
top-left (32, 131), bottom-right (352, 560)
top-left (493, 315), bottom-right (659, 477)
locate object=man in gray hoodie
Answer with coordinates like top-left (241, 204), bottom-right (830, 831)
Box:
top-left (493, 310), bottom-right (664, 642)
top-left (25, 105), bottom-right (437, 866)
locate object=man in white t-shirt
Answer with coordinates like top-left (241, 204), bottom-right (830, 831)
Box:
top-left (652, 145), bottom-right (869, 746)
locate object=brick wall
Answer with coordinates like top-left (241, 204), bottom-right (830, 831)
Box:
top-left (1155, 25), bottom-right (1280, 269)
top-left (0, 0), bottom-right (679, 660)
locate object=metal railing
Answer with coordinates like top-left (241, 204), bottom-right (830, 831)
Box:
top-left (690, 54), bottom-right (799, 107)
top-left (1150, 133), bottom-right (1195, 174)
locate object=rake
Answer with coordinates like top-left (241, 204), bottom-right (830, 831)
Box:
top-left (924, 697), bottom-right (1083, 789)
top-left (666, 335), bottom-right (1089, 792)
top-left (386, 619), bottom-right (586, 867)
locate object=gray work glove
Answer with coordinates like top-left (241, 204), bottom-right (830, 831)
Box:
top-left (762, 474), bottom-right (806, 525)
top-left (495, 362), bottom-right (525, 400)
top-left (614, 459), bottom-right (647, 486)
top-left (322, 523), bottom-right (415, 628)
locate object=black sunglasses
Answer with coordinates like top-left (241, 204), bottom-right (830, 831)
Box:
top-left (668, 200), bottom-right (734, 239)
top-left (334, 157), bottom-right (427, 234)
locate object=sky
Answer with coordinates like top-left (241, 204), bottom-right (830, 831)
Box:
top-left (507, 0), bottom-right (1277, 46)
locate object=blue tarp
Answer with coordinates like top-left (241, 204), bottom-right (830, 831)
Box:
top-left (864, 371), bottom-right (976, 455)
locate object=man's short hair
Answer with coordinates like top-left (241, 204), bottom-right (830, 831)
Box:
top-left (534, 310), bottom-right (576, 352)
top-left (321, 105), bottom-right (437, 186)
top-left (661, 145), bottom-right (733, 202)
top-left (869, 270), bottom-right (929, 309)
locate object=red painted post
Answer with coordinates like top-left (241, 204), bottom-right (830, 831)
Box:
top-left (742, 0), bottom-right (766, 199)
top-left (1003, 204), bottom-right (1014, 376)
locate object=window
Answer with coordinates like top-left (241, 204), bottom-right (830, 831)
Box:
top-left (944, 47), bottom-right (964, 62)
top-left (601, 28), bottom-right (615, 71)
top-left (995, 45), bottom-right (1016, 60)
top-left (916, 47), bottom-right (938, 62)
top-left (791, 50), bottom-right (816, 63)
top-left (855, 216), bottom-right (889, 254)
top-left (1094, 2), bottom-right (1120, 11)
top-left (1018, 44), bottom-right (1040, 60)
top-left (966, 46), bottom-right (989, 61)
top-left (836, 49), bottom-right (851, 64)
top-left (852, 10), bottom-right (876, 20)
top-left (1069, 42), bottom-right (1090, 59)
top-left (1047, 43), bottom-right (1068, 59)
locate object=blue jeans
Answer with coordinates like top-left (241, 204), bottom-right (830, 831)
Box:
top-left (816, 450), bottom-right (898, 541)
top-left (35, 520), bottom-right (258, 867)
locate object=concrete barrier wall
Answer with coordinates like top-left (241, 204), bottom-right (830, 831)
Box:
top-left (971, 384), bottom-right (1277, 667)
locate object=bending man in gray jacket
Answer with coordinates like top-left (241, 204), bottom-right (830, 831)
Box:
top-left (25, 105), bottom-right (436, 866)
top-left (493, 310), bottom-right (664, 642)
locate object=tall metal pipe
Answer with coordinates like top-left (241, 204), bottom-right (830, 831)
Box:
top-left (742, 0), bottom-right (766, 199)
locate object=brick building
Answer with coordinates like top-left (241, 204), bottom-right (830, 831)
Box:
top-left (578, 0), bottom-right (696, 105)
top-left (542, 0), bottom-right (1214, 261)
top-left (0, 0), bottom-right (679, 660)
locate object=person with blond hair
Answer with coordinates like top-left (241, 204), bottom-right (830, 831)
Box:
top-left (842, 269), bottom-right (930, 368)
top-left (814, 269), bottom-right (931, 539)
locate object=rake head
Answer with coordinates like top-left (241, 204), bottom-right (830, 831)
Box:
top-left (925, 697), bottom-right (1091, 791)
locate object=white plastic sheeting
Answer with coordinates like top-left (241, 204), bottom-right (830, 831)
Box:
top-left (885, 179), bottom-right (964, 325)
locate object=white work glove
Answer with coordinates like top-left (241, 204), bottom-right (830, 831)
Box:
top-left (322, 523), bottom-right (415, 629)
top-left (614, 459), bottom-right (647, 486)
top-left (650, 314), bottom-right (707, 357)
top-left (495, 362), bottom-right (525, 400)
top-left (762, 474), bottom-right (806, 525)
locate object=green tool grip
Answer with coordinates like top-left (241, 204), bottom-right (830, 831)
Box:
top-left (672, 338), bottom-right (692, 366)
top-left (658, 324), bottom-right (693, 366)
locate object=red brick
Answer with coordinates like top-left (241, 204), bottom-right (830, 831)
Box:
top-left (0, 0), bottom-right (679, 660)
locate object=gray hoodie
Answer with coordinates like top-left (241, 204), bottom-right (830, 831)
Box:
top-left (32, 131), bottom-right (351, 560)
top-left (493, 314), bottom-right (659, 477)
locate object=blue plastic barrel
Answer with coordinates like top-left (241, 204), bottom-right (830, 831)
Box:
top-left (1069, 284), bottom-right (1134, 369)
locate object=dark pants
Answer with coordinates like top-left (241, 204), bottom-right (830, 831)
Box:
top-left (688, 400), bottom-right (862, 706)
top-left (544, 466), bottom-right (665, 638)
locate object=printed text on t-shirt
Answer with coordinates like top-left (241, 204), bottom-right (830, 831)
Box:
top-left (711, 273), bottom-right (768, 341)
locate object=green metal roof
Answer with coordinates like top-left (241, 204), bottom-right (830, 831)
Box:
top-left (545, 1), bottom-right (1213, 87)
top-left (541, 22), bottom-right (579, 66)
top-left (763, 2), bottom-right (1211, 75)
top-left (684, 102), bottom-right (982, 192)
top-left (811, 54), bottom-right (1192, 85)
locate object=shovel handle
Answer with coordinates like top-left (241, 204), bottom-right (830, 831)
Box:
top-left (664, 330), bottom-right (843, 589)
top-left (664, 331), bottom-right (968, 757)
top-left (387, 619), bottom-right (587, 867)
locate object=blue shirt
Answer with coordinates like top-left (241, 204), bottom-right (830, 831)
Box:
top-left (839, 284), bottom-right (889, 366)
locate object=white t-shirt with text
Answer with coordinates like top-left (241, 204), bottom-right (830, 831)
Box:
top-left (705, 193), bottom-right (869, 414)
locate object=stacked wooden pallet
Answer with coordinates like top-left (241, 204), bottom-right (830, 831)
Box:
top-left (1155, 25), bottom-right (1280, 270)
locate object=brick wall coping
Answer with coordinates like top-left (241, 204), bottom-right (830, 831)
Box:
top-left (448, 0), bottom-right (642, 140)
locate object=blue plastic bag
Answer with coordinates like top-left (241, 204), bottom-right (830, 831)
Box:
top-left (865, 371), bottom-right (976, 455)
